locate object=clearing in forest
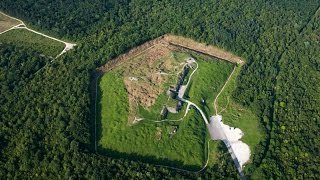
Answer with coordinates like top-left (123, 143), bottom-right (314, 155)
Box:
top-left (0, 29), bottom-right (65, 57)
top-left (0, 12), bottom-right (76, 58)
top-left (95, 35), bottom-right (262, 171)
top-left (0, 12), bottom-right (22, 33)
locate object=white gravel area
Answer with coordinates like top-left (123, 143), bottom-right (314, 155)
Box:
top-left (208, 115), bottom-right (250, 168)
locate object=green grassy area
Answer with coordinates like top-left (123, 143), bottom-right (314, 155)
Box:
top-left (97, 51), bottom-right (260, 170)
top-left (0, 29), bottom-right (65, 57)
top-left (98, 69), bottom-right (208, 169)
top-left (215, 65), bottom-right (264, 162)
top-left (138, 93), bottom-right (168, 120)
top-left (186, 56), bottom-right (234, 117)
top-left (137, 53), bottom-right (235, 121)
top-left (97, 52), bottom-right (235, 169)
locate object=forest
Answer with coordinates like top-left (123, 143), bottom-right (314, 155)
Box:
top-left (0, 0), bottom-right (319, 179)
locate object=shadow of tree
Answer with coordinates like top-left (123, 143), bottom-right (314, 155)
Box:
top-left (97, 147), bottom-right (202, 172)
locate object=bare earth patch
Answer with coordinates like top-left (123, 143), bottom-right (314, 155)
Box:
top-left (164, 35), bottom-right (244, 64)
top-left (0, 12), bottom-right (22, 33)
top-left (120, 45), bottom-right (184, 124)
top-left (97, 34), bottom-right (243, 74)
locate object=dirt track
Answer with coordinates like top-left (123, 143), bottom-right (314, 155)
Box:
top-left (214, 66), bottom-right (237, 115)
top-left (0, 12), bottom-right (23, 33)
top-left (0, 12), bottom-right (76, 58)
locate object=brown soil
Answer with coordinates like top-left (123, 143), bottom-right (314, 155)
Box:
top-left (97, 36), bottom-right (169, 73)
top-left (0, 12), bottom-right (21, 33)
top-left (164, 35), bottom-right (244, 64)
top-left (97, 34), bottom-right (244, 74)
top-left (122, 45), bottom-right (174, 124)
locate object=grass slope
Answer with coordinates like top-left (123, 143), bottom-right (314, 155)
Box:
top-left (0, 29), bottom-right (64, 57)
top-left (185, 56), bottom-right (234, 117)
top-left (216, 65), bottom-right (264, 162)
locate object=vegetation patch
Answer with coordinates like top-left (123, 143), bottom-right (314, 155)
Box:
top-left (1, 1), bottom-right (319, 179)
top-left (0, 29), bottom-right (65, 57)
top-left (215, 65), bottom-right (264, 167)
top-left (96, 41), bottom-right (260, 170)
top-left (184, 54), bottom-right (234, 116)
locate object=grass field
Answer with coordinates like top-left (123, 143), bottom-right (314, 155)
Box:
top-left (185, 55), bottom-right (234, 117)
top-left (97, 49), bottom-right (243, 169)
top-left (98, 72), bottom-right (207, 169)
top-left (0, 29), bottom-right (65, 57)
top-left (215, 65), bottom-right (264, 163)
top-left (0, 12), bottom-right (21, 33)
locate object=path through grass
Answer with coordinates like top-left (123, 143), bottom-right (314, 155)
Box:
top-left (215, 65), bottom-right (264, 163)
top-left (98, 72), bottom-right (207, 169)
top-left (97, 51), bottom-right (261, 170)
top-left (0, 29), bottom-right (64, 57)
top-left (0, 12), bottom-right (21, 33)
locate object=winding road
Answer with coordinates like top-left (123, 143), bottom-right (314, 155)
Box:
top-left (213, 66), bottom-right (237, 115)
top-left (168, 61), bottom-right (246, 179)
top-left (174, 60), bottom-right (210, 124)
top-left (179, 99), bottom-right (209, 124)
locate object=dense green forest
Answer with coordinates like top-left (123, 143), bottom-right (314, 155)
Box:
top-left (0, 0), bottom-right (319, 179)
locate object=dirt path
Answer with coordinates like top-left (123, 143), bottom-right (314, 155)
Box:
top-left (185, 61), bottom-right (198, 88)
top-left (181, 99), bottom-right (209, 124)
top-left (214, 66), bottom-right (237, 115)
top-left (0, 11), bottom-right (24, 33)
top-left (146, 61), bottom-right (200, 123)
top-left (0, 12), bottom-right (76, 58)
top-left (0, 23), bottom-right (24, 35)
top-left (0, 12), bottom-right (23, 24)
top-left (149, 61), bottom-right (212, 171)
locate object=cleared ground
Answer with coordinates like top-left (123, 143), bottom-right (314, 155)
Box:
top-left (0, 29), bottom-right (65, 57)
top-left (118, 45), bottom-right (186, 123)
top-left (0, 12), bottom-right (21, 33)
